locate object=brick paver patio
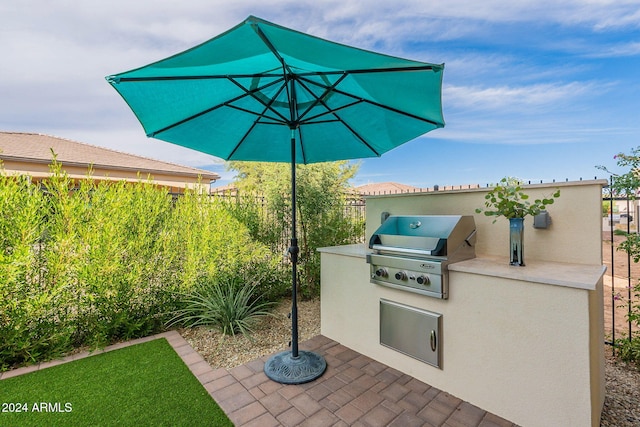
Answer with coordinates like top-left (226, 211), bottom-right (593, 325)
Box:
top-left (1, 331), bottom-right (518, 426)
top-left (176, 332), bottom-right (518, 426)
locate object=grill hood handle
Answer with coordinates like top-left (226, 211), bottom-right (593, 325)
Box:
top-left (464, 229), bottom-right (477, 247)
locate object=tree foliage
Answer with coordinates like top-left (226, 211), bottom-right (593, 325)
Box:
top-left (227, 160), bottom-right (364, 298)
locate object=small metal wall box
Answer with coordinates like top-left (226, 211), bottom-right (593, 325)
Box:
top-left (533, 211), bottom-right (551, 229)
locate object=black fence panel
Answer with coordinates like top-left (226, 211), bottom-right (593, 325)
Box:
top-left (603, 187), bottom-right (639, 353)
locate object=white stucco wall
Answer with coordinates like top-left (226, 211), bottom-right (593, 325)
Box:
top-left (364, 180), bottom-right (604, 265)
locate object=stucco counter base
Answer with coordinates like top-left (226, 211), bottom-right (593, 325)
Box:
top-left (320, 245), bottom-right (605, 427)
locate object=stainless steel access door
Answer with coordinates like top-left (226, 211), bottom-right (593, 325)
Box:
top-left (380, 299), bottom-right (442, 369)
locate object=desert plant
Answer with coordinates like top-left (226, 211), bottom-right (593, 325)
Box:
top-left (476, 177), bottom-right (560, 222)
top-left (615, 334), bottom-right (640, 364)
top-left (167, 279), bottom-right (276, 338)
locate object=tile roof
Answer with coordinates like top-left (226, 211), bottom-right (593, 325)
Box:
top-left (355, 182), bottom-right (481, 195)
top-left (0, 131), bottom-right (219, 181)
top-left (355, 182), bottom-right (421, 195)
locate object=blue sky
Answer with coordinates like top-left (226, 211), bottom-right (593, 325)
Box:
top-left (1, 1), bottom-right (639, 188)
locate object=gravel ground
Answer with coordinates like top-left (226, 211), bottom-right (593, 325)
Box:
top-left (181, 297), bottom-right (640, 426)
top-left (179, 297), bottom-right (320, 370)
top-left (601, 348), bottom-right (640, 426)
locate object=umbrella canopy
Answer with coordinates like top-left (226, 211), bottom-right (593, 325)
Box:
top-left (106, 15), bottom-right (444, 385)
top-left (106, 15), bottom-right (444, 164)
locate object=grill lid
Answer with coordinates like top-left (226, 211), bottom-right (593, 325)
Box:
top-left (369, 215), bottom-right (476, 259)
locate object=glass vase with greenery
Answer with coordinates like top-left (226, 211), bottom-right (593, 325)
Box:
top-left (476, 177), bottom-right (560, 266)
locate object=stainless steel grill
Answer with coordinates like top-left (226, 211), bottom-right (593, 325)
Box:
top-left (366, 215), bottom-right (476, 299)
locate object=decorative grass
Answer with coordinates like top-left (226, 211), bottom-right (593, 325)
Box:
top-left (0, 338), bottom-right (232, 427)
top-left (168, 279), bottom-right (277, 338)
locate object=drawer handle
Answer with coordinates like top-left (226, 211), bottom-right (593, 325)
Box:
top-left (430, 330), bottom-right (437, 352)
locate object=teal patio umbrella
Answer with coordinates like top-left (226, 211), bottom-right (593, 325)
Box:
top-left (106, 15), bottom-right (445, 384)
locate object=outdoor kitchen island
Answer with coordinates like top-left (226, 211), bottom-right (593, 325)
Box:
top-left (319, 180), bottom-right (607, 427)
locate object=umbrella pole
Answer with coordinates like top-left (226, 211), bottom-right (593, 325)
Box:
top-left (289, 132), bottom-right (300, 358)
top-left (263, 129), bottom-right (327, 384)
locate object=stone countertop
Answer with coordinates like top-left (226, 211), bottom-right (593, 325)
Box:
top-left (318, 244), bottom-right (606, 291)
top-left (448, 256), bottom-right (606, 291)
top-left (318, 243), bottom-right (368, 258)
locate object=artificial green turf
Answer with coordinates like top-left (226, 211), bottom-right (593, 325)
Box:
top-left (0, 338), bottom-right (233, 427)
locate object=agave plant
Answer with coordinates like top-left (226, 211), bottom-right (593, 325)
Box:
top-left (167, 279), bottom-right (276, 338)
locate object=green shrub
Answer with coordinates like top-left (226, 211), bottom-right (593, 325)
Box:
top-left (167, 279), bottom-right (276, 338)
top-left (0, 169), bottom-right (74, 369)
top-left (165, 191), bottom-right (280, 289)
top-left (615, 334), bottom-right (640, 364)
top-left (0, 158), bottom-right (284, 370)
top-left (38, 164), bottom-right (178, 348)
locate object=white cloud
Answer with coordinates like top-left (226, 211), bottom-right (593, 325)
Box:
top-left (585, 41), bottom-right (640, 58)
top-left (445, 81), bottom-right (597, 112)
top-left (405, 0), bottom-right (640, 30)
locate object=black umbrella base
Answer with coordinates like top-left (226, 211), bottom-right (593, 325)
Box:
top-left (264, 350), bottom-right (327, 384)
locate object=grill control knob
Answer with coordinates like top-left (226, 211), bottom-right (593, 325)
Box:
top-left (416, 275), bottom-right (430, 285)
top-left (395, 271), bottom-right (408, 281)
top-left (375, 268), bottom-right (388, 278)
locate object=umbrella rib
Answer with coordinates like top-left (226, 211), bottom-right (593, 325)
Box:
top-left (226, 77), bottom-right (294, 159)
top-left (149, 101), bottom-right (226, 137)
top-left (324, 114), bottom-right (381, 157)
top-left (227, 96), bottom-right (285, 159)
top-left (227, 77), bottom-right (291, 124)
top-left (227, 120), bottom-right (260, 160)
top-left (112, 73), bottom-right (284, 83)
top-left (150, 76), bottom-right (287, 136)
top-left (295, 64), bottom-right (443, 77)
top-left (299, 100), bottom-right (364, 123)
top-left (249, 18), bottom-right (300, 128)
top-left (226, 104), bottom-right (285, 124)
top-left (293, 77), bottom-right (380, 156)
top-left (298, 74), bottom-right (443, 127)
top-left (108, 66), bottom-right (439, 83)
top-left (295, 73), bottom-right (348, 123)
top-left (294, 75), bottom-right (364, 123)
top-left (250, 21), bottom-right (291, 74)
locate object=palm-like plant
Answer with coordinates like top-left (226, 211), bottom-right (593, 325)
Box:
top-left (167, 279), bottom-right (276, 338)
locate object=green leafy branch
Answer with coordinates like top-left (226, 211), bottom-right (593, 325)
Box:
top-left (475, 177), bottom-right (560, 222)
top-left (596, 148), bottom-right (640, 197)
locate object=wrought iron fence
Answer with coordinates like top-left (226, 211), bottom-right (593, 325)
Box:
top-left (603, 185), bottom-right (639, 353)
top-left (210, 191), bottom-right (366, 257)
